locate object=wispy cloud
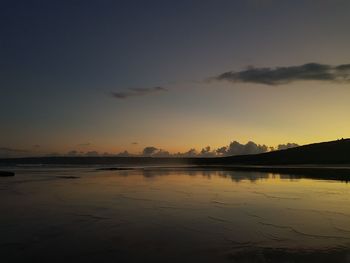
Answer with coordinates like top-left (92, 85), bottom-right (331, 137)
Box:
top-left (213, 63), bottom-right (350, 85)
top-left (111, 86), bottom-right (167, 99)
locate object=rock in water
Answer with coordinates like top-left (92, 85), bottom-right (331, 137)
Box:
top-left (0, 171), bottom-right (15, 177)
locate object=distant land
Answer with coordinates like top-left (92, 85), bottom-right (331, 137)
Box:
top-left (1, 139), bottom-right (350, 166)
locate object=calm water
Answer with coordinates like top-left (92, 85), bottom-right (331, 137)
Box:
top-left (1, 167), bottom-right (350, 262)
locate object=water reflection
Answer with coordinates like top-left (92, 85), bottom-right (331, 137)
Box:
top-left (1, 167), bottom-right (350, 262)
top-left (121, 167), bottom-right (350, 184)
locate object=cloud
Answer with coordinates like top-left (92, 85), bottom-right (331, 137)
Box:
top-left (198, 146), bottom-right (217, 157)
top-left (183, 148), bottom-right (198, 157)
top-left (276, 143), bottom-right (299, 151)
top-left (153, 149), bottom-right (171, 157)
top-left (216, 141), bottom-right (269, 156)
top-left (142, 146), bottom-right (159, 156)
top-left (116, 150), bottom-right (131, 157)
top-left (213, 63), bottom-right (350, 85)
top-left (1, 140), bottom-right (299, 159)
top-left (141, 147), bottom-right (171, 157)
top-left (111, 86), bottom-right (167, 99)
top-left (140, 140), bottom-right (299, 158)
top-left (140, 141), bottom-right (275, 158)
top-left (174, 148), bottom-right (198, 157)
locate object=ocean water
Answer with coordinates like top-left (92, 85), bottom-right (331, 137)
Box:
top-left (1, 167), bottom-right (350, 262)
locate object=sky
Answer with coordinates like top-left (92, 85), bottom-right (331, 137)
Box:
top-left (1, 0), bottom-right (350, 157)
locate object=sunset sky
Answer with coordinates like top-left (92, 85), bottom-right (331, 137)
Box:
top-left (1, 0), bottom-right (350, 157)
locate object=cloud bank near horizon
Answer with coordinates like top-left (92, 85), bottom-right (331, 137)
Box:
top-left (0, 141), bottom-right (301, 158)
top-left (111, 86), bottom-right (167, 99)
top-left (213, 63), bottom-right (350, 85)
top-left (57, 140), bottom-right (299, 158)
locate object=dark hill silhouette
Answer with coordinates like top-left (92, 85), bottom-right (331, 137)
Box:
top-left (213, 138), bottom-right (350, 165)
top-left (1, 139), bottom-right (350, 166)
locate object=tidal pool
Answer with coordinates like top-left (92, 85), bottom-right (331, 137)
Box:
top-left (1, 167), bottom-right (350, 262)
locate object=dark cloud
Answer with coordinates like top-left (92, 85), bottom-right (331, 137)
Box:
top-left (142, 146), bottom-right (159, 156)
top-left (153, 149), bottom-right (171, 157)
top-left (140, 141), bottom-right (275, 158)
top-left (183, 148), bottom-right (198, 157)
top-left (0, 140), bottom-right (300, 159)
top-left (141, 147), bottom-right (171, 157)
top-left (216, 141), bottom-right (268, 156)
top-left (111, 86), bottom-right (167, 99)
top-left (131, 142), bottom-right (138, 145)
top-left (216, 146), bottom-right (228, 155)
top-left (139, 140), bottom-right (299, 158)
top-left (116, 150), bottom-right (131, 157)
top-left (198, 146), bottom-right (216, 157)
top-left (276, 143), bottom-right (299, 151)
top-left (214, 63), bottom-right (350, 85)
top-left (174, 148), bottom-right (198, 157)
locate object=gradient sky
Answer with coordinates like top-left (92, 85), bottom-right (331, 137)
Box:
top-left (2, 0), bottom-right (350, 156)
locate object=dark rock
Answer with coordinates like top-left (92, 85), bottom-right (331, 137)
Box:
top-left (0, 171), bottom-right (15, 177)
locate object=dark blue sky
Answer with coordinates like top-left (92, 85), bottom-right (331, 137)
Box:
top-left (2, 0), bottom-right (350, 156)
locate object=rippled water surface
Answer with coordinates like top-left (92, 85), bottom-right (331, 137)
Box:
top-left (1, 167), bottom-right (350, 262)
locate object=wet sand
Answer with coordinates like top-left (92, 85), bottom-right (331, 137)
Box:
top-left (1, 167), bottom-right (350, 262)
